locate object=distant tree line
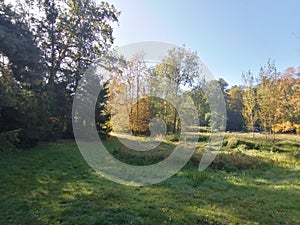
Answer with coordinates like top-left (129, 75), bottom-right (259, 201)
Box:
top-left (240, 60), bottom-right (300, 135)
top-left (110, 52), bottom-right (300, 136)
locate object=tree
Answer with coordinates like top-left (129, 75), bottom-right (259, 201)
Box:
top-left (226, 86), bottom-right (244, 131)
top-left (242, 70), bottom-right (258, 133)
top-left (202, 79), bottom-right (227, 132)
top-left (95, 82), bottom-right (112, 139)
top-left (0, 1), bottom-right (42, 87)
top-left (277, 67), bottom-right (300, 124)
top-left (155, 46), bottom-right (201, 133)
top-left (218, 78), bottom-right (229, 94)
top-left (270, 67), bottom-right (300, 134)
top-left (256, 60), bottom-right (280, 133)
top-left (241, 62), bottom-right (300, 135)
top-left (0, 1), bottom-right (51, 147)
top-left (16, 0), bottom-right (120, 138)
top-left (129, 97), bottom-right (151, 136)
top-left (0, 0), bottom-right (120, 146)
top-left (18, 0), bottom-right (119, 87)
top-left (109, 53), bottom-right (151, 135)
top-left (188, 85), bottom-right (210, 126)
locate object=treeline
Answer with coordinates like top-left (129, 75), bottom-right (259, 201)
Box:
top-left (109, 53), bottom-right (300, 136)
top-left (0, 0), bottom-right (119, 149)
top-left (109, 48), bottom-right (206, 135)
top-left (240, 61), bottom-right (300, 134)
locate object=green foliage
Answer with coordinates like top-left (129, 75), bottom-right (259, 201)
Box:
top-left (226, 86), bottom-right (244, 131)
top-left (189, 86), bottom-right (210, 126)
top-left (0, 2), bottom-right (42, 86)
top-left (148, 97), bottom-right (179, 134)
top-left (0, 129), bottom-right (21, 151)
top-left (107, 137), bottom-right (174, 165)
top-left (0, 2), bottom-right (50, 147)
top-left (198, 134), bottom-right (209, 142)
top-left (203, 79), bottom-right (227, 131)
top-left (31, 0), bottom-right (119, 86)
top-left (211, 151), bottom-right (263, 171)
top-left (95, 83), bottom-right (112, 139)
top-left (225, 138), bottom-right (260, 150)
top-left (155, 46), bottom-right (201, 133)
top-left (0, 0), bottom-right (120, 147)
top-left (0, 71), bottom-right (51, 147)
top-left (32, 0), bottom-right (119, 139)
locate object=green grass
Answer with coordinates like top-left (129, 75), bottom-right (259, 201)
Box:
top-left (0, 134), bottom-right (299, 225)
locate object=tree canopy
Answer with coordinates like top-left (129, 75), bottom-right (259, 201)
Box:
top-left (0, 0), bottom-right (119, 149)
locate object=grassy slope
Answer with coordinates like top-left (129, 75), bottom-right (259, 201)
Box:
top-left (0, 134), bottom-right (299, 225)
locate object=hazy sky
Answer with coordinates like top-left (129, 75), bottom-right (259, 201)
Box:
top-left (109, 0), bottom-right (300, 86)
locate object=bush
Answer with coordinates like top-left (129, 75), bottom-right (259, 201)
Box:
top-left (226, 138), bottom-right (260, 150)
top-left (190, 147), bottom-right (264, 172)
top-left (211, 151), bottom-right (263, 171)
top-left (222, 138), bottom-right (228, 147)
top-left (294, 124), bottom-right (300, 134)
top-left (198, 134), bottom-right (209, 142)
top-left (0, 129), bottom-right (22, 151)
top-left (272, 121), bottom-right (299, 134)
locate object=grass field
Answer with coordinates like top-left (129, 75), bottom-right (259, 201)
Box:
top-left (0, 133), bottom-right (299, 225)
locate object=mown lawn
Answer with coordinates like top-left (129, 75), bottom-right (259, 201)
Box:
top-left (0, 134), bottom-right (299, 225)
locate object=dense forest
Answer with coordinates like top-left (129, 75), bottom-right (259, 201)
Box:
top-left (1, 0), bottom-right (299, 151)
top-left (0, 0), bottom-right (119, 149)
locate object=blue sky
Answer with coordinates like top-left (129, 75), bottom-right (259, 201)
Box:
top-left (109, 0), bottom-right (300, 86)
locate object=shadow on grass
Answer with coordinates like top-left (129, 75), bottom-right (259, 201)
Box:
top-left (0, 137), bottom-right (299, 225)
top-left (105, 136), bottom-right (177, 166)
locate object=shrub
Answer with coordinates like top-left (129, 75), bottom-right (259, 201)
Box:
top-left (272, 121), bottom-right (299, 134)
top-left (211, 151), bottom-right (263, 171)
top-left (294, 124), bottom-right (300, 134)
top-left (222, 138), bottom-right (229, 147)
top-left (190, 147), bottom-right (264, 172)
top-left (198, 134), bottom-right (209, 142)
top-left (0, 129), bottom-right (22, 151)
top-left (226, 138), bottom-right (260, 150)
